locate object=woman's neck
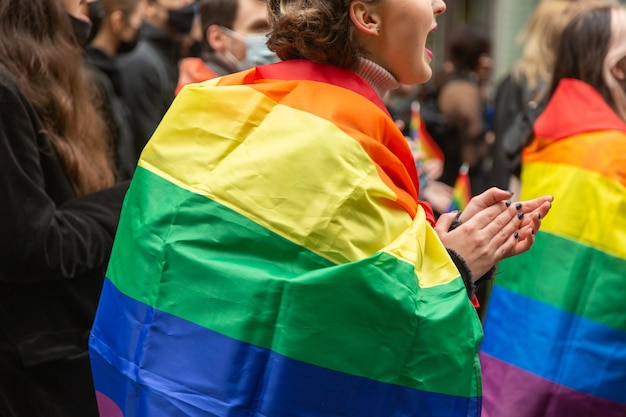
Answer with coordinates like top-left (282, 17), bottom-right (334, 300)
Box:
top-left (355, 58), bottom-right (400, 98)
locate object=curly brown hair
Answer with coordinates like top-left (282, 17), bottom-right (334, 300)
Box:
top-left (0, 0), bottom-right (115, 195)
top-left (266, 0), bottom-right (379, 70)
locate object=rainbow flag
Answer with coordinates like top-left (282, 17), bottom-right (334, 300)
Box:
top-left (408, 101), bottom-right (445, 163)
top-left (480, 79), bottom-right (626, 417)
top-left (89, 60), bottom-right (483, 417)
top-left (447, 162), bottom-right (471, 212)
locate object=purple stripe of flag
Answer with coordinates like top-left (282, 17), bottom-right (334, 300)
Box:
top-left (480, 353), bottom-right (626, 417)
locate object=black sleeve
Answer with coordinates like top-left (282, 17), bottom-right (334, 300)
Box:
top-left (119, 51), bottom-right (168, 160)
top-left (0, 75), bottom-right (128, 283)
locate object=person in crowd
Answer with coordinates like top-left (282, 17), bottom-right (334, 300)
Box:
top-left (385, 84), bottom-right (451, 214)
top-left (82, 0), bottom-right (106, 42)
top-left (490, 0), bottom-right (601, 195)
top-left (178, 5), bottom-right (204, 58)
top-left (117, 0), bottom-right (197, 164)
top-left (86, 0), bottom-right (148, 179)
top-left (0, 0), bottom-right (129, 416)
top-left (175, 0), bottom-right (276, 94)
top-left (89, 0), bottom-right (552, 416)
top-left (423, 24), bottom-right (494, 199)
top-left (484, 0), bottom-right (609, 322)
top-left (481, 4), bottom-right (626, 417)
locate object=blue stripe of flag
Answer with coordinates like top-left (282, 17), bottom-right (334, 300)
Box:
top-left (481, 286), bottom-right (626, 404)
top-left (90, 279), bottom-right (481, 417)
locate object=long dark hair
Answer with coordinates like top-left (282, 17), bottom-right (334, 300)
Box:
top-left (550, 7), bottom-right (610, 95)
top-left (549, 5), bottom-right (626, 120)
top-left (0, 0), bottom-right (114, 194)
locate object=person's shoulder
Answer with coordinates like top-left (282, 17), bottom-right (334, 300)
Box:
top-left (495, 72), bottom-right (526, 97)
top-left (117, 41), bottom-right (154, 65)
top-left (87, 64), bottom-right (116, 98)
top-left (117, 43), bottom-right (162, 82)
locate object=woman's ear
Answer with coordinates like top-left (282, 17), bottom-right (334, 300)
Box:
top-left (611, 56), bottom-right (626, 80)
top-left (349, 0), bottom-right (381, 36)
top-left (611, 67), bottom-right (625, 81)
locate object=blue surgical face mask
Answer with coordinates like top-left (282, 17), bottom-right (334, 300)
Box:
top-left (221, 27), bottom-right (279, 70)
top-left (244, 33), bottom-right (280, 67)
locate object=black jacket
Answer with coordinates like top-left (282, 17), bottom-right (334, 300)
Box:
top-left (117, 22), bottom-right (182, 161)
top-left (490, 73), bottom-right (546, 189)
top-left (86, 46), bottom-right (137, 180)
top-left (0, 66), bottom-right (127, 416)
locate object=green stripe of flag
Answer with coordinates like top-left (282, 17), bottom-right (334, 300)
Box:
top-left (108, 167), bottom-right (481, 397)
top-left (495, 231), bottom-right (626, 332)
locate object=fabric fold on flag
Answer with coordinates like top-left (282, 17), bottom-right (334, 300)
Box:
top-left (89, 60), bottom-right (483, 417)
top-left (409, 101), bottom-right (445, 165)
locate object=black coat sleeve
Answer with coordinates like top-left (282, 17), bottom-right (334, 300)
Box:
top-left (0, 72), bottom-right (128, 284)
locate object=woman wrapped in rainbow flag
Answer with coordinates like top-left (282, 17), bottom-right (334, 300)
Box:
top-left (88, 0), bottom-right (552, 416)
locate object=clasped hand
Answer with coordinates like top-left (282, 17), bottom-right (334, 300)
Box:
top-left (435, 188), bottom-right (554, 280)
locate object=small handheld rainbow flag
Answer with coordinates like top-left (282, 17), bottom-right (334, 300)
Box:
top-left (447, 162), bottom-right (472, 212)
top-left (408, 101), bottom-right (445, 164)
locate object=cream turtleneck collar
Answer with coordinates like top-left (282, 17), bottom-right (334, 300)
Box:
top-left (355, 57), bottom-right (400, 98)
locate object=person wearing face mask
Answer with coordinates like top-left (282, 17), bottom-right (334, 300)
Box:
top-left (178, 8), bottom-right (203, 58)
top-left (84, 0), bottom-right (106, 43)
top-left (117, 0), bottom-right (197, 166)
top-left (66, 3), bottom-right (95, 45)
top-left (86, 0), bottom-right (148, 180)
top-left (0, 0), bottom-right (130, 416)
top-left (175, 0), bottom-right (277, 94)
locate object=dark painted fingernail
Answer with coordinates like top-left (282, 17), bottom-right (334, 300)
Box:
top-left (532, 228), bottom-right (535, 235)
top-left (514, 232), bottom-right (519, 239)
top-left (517, 212), bottom-right (524, 220)
top-left (505, 200), bottom-right (511, 207)
top-left (538, 213), bottom-right (541, 220)
top-left (515, 202), bottom-right (523, 210)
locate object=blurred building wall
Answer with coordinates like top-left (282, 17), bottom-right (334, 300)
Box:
top-left (431, 0), bottom-right (536, 87)
top-left (491, 1), bottom-right (536, 84)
